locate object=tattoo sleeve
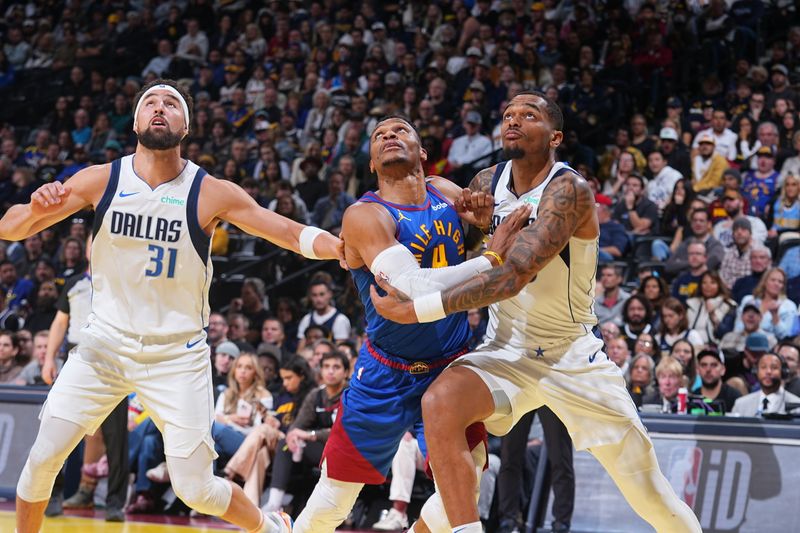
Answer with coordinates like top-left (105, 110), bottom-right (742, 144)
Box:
top-left (441, 172), bottom-right (595, 314)
top-left (468, 166), bottom-right (496, 194)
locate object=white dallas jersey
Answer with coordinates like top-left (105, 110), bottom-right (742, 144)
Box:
top-left (91, 155), bottom-right (212, 336)
top-left (486, 161), bottom-right (598, 350)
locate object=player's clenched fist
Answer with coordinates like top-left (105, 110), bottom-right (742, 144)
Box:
top-left (31, 181), bottom-right (71, 212)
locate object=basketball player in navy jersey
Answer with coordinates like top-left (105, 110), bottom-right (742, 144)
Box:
top-left (373, 93), bottom-right (703, 533)
top-left (290, 116), bottom-right (530, 532)
top-left (1, 79), bottom-right (342, 533)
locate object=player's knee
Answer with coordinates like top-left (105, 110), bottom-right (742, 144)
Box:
top-left (421, 384), bottom-right (456, 433)
top-left (17, 440), bottom-right (65, 502)
top-left (171, 474), bottom-right (231, 516)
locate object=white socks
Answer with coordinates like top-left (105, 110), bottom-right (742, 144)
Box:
top-left (263, 488), bottom-right (285, 512)
top-left (452, 522), bottom-right (482, 533)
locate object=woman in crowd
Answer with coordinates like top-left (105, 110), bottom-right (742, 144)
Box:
top-left (661, 179), bottom-right (695, 234)
top-left (642, 356), bottom-right (685, 413)
top-left (602, 150), bottom-right (638, 200)
top-left (779, 131), bottom-right (800, 184)
top-left (736, 267), bottom-right (797, 340)
top-left (627, 354), bottom-right (656, 408)
top-left (669, 339), bottom-right (699, 390)
top-left (733, 115), bottom-right (758, 166)
top-left (768, 173), bottom-right (800, 238)
top-left (656, 297), bottom-right (704, 353)
top-left (686, 271), bottom-right (738, 345)
top-left (223, 356), bottom-right (315, 506)
top-left (0, 331), bottom-right (22, 384)
top-left (56, 236), bottom-right (86, 280)
top-left (633, 331), bottom-right (662, 365)
top-left (215, 353), bottom-right (272, 437)
top-left (638, 275), bottom-right (669, 330)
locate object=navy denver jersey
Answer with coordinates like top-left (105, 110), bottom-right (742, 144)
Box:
top-left (350, 182), bottom-right (470, 361)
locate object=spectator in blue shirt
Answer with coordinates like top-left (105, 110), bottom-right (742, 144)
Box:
top-left (671, 240), bottom-right (709, 305)
top-left (596, 192), bottom-right (629, 263)
top-left (311, 171), bottom-right (355, 234)
top-left (742, 146), bottom-right (780, 218)
top-left (0, 259), bottom-right (34, 311)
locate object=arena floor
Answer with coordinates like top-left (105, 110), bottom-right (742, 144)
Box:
top-left (0, 502), bottom-right (372, 532)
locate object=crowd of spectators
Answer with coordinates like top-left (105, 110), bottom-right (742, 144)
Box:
top-left (2, 0), bottom-right (800, 530)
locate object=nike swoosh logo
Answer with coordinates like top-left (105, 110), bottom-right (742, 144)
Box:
top-left (453, 528), bottom-right (469, 533)
top-left (119, 190), bottom-right (140, 198)
top-left (589, 351), bottom-right (599, 363)
top-left (186, 338), bottom-right (204, 349)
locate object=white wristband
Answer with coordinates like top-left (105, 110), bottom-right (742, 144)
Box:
top-left (413, 291), bottom-right (446, 323)
top-left (299, 226), bottom-right (326, 259)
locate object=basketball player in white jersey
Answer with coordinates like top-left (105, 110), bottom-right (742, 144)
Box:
top-left (372, 92), bottom-right (702, 533)
top-left (1, 79), bottom-right (342, 533)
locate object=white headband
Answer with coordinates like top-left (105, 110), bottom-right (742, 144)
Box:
top-left (133, 84), bottom-right (190, 131)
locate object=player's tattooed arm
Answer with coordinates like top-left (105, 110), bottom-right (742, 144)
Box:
top-left (467, 166), bottom-right (496, 195)
top-left (441, 172), bottom-right (594, 314)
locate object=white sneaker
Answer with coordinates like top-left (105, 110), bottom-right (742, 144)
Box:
top-left (372, 508), bottom-right (409, 531)
top-left (262, 511), bottom-right (293, 533)
top-left (145, 462), bottom-right (170, 484)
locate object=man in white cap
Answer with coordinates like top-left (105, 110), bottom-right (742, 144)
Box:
top-left (692, 131), bottom-right (729, 192)
top-left (3, 78), bottom-right (344, 533)
top-left (691, 108), bottom-right (737, 161)
top-left (658, 126), bottom-right (691, 179)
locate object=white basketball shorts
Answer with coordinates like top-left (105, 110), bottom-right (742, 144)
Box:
top-left (43, 314), bottom-right (216, 458)
top-left (450, 328), bottom-right (647, 450)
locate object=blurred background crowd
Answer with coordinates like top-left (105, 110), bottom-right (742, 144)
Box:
top-left (1, 0), bottom-right (800, 531)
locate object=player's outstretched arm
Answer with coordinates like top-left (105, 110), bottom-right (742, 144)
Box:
top-left (0, 166), bottom-right (107, 242)
top-left (371, 172), bottom-right (595, 323)
top-left (208, 177), bottom-right (342, 260)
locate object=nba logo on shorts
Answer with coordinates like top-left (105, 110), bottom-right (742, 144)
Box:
top-left (667, 446), bottom-right (703, 509)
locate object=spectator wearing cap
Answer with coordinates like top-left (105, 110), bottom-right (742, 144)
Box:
top-left (369, 21), bottom-right (396, 65)
top-left (644, 150), bottom-right (682, 212)
top-left (721, 327), bottom-right (776, 394)
top-left (454, 47), bottom-right (484, 95)
top-left (691, 132), bottom-right (729, 192)
top-left (767, 64), bottom-right (798, 110)
top-left (659, 126), bottom-right (691, 180)
top-left (712, 189), bottom-right (768, 247)
top-left (612, 173), bottom-right (660, 236)
top-left (736, 267), bottom-right (797, 341)
top-left (212, 340), bottom-right (239, 398)
top-left (732, 351), bottom-right (800, 416)
top-left (448, 110), bottom-right (493, 173)
top-left (692, 109), bottom-right (738, 161)
top-left (708, 169), bottom-right (748, 224)
top-left (720, 217), bottom-right (755, 289)
top-left (693, 349), bottom-right (742, 413)
top-left (741, 145), bottom-right (779, 218)
top-left (596, 193), bottom-right (628, 262)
